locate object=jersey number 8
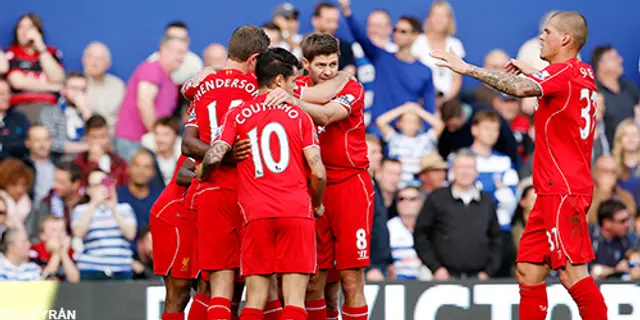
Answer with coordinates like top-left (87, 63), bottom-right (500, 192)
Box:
top-left (247, 123), bottom-right (291, 178)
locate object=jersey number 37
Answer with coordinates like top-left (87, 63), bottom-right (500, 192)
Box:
top-left (579, 88), bottom-right (597, 140)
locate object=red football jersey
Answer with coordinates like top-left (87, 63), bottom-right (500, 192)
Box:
top-left (527, 57), bottom-right (597, 195)
top-left (216, 94), bottom-right (319, 223)
top-left (150, 155), bottom-right (191, 226)
top-left (192, 69), bottom-right (259, 190)
top-left (294, 76), bottom-right (369, 183)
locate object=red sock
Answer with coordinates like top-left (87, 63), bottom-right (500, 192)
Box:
top-left (162, 312), bottom-right (185, 320)
top-left (326, 309), bottom-right (339, 320)
top-left (264, 300), bottom-right (283, 320)
top-left (305, 299), bottom-right (327, 320)
top-left (188, 294), bottom-right (209, 320)
top-left (239, 307), bottom-right (264, 320)
top-left (208, 297), bottom-right (232, 320)
top-left (519, 283), bottom-right (548, 320)
top-left (568, 277), bottom-right (608, 320)
top-left (341, 305), bottom-right (368, 320)
top-left (281, 305), bottom-right (308, 320)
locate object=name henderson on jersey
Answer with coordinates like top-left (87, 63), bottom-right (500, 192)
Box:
top-left (193, 77), bottom-right (258, 102)
top-left (235, 102), bottom-right (301, 124)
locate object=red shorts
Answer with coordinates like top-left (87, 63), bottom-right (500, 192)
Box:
top-left (196, 188), bottom-right (242, 271)
top-left (317, 171), bottom-right (374, 270)
top-left (516, 195), bottom-right (595, 270)
top-left (150, 215), bottom-right (197, 279)
top-left (326, 268), bottom-right (340, 284)
top-left (241, 217), bottom-right (316, 276)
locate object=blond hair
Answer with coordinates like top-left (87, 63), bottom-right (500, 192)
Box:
top-left (424, 1), bottom-right (457, 36)
top-left (612, 119), bottom-right (640, 180)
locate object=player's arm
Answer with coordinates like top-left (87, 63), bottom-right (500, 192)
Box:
top-left (181, 126), bottom-right (210, 160)
top-left (299, 71), bottom-right (351, 104)
top-left (293, 98), bottom-right (349, 126)
top-left (303, 146), bottom-right (327, 215)
top-left (197, 141), bottom-right (231, 180)
top-left (176, 158), bottom-right (195, 187)
top-left (137, 81), bottom-right (159, 131)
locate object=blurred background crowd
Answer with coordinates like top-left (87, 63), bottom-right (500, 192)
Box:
top-left (0, 0), bottom-right (638, 283)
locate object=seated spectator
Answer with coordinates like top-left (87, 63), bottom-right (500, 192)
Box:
top-left (202, 43), bottom-right (227, 71)
top-left (0, 227), bottom-right (43, 280)
top-left (415, 152), bottom-right (448, 195)
top-left (29, 215), bottom-right (79, 282)
top-left (388, 186), bottom-right (428, 280)
top-left (590, 199), bottom-right (634, 280)
top-left (0, 78), bottom-right (30, 162)
top-left (115, 36), bottom-right (187, 162)
top-left (367, 135), bottom-right (392, 281)
top-left (592, 92), bottom-right (611, 162)
top-left (366, 134), bottom-right (383, 176)
top-left (40, 72), bottom-right (92, 163)
top-left (588, 156), bottom-right (636, 225)
top-left (411, 0), bottom-right (464, 104)
top-left (25, 162), bottom-right (83, 242)
top-left (131, 226), bottom-right (155, 280)
top-left (375, 158), bottom-right (402, 214)
top-left (0, 158), bottom-right (34, 227)
top-left (626, 248), bottom-right (640, 281)
top-left (74, 115), bottom-right (128, 187)
top-left (82, 42), bottom-right (126, 136)
top-left (117, 150), bottom-right (163, 230)
top-left (414, 149), bottom-right (501, 280)
top-left (5, 13), bottom-right (64, 123)
top-left (148, 21), bottom-right (203, 85)
top-left (0, 46), bottom-right (8, 75)
top-left (262, 22), bottom-right (283, 48)
top-left (140, 117), bottom-right (181, 185)
top-left (612, 119), bottom-right (640, 203)
top-left (72, 168), bottom-right (137, 280)
top-left (377, 102), bottom-right (444, 187)
top-left (510, 180), bottom-right (535, 250)
top-left (24, 124), bottom-right (54, 204)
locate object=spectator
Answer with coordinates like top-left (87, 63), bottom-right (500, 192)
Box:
top-left (29, 215), bottom-right (79, 282)
top-left (590, 199), bottom-right (634, 280)
top-left (414, 149), bottom-right (501, 280)
top-left (510, 181), bottom-right (536, 250)
top-left (141, 117), bottom-right (181, 185)
top-left (612, 119), bottom-right (640, 203)
top-left (593, 45), bottom-right (640, 146)
top-left (131, 226), bottom-right (155, 280)
top-left (593, 92), bottom-right (611, 162)
top-left (272, 2), bottom-right (303, 58)
top-left (339, 0), bottom-right (436, 131)
top-left (470, 49), bottom-right (511, 105)
top-left (411, 1), bottom-right (465, 104)
top-left (0, 158), bottom-right (34, 227)
top-left (24, 124), bottom-right (54, 203)
top-left (0, 46), bottom-right (8, 75)
top-left (74, 115), bottom-right (128, 188)
top-left (202, 43), bottom-right (227, 71)
top-left (262, 22), bottom-right (283, 48)
top-left (0, 78), bottom-right (30, 162)
top-left (40, 71), bottom-right (92, 163)
top-left (115, 36), bottom-right (187, 162)
top-left (366, 134), bottom-right (383, 176)
top-left (388, 186), bottom-right (428, 280)
top-left (626, 248), bottom-right (640, 281)
top-left (375, 158), bottom-right (402, 211)
top-left (311, 2), bottom-right (356, 75)
top-left (0, 227), bottom-right (43, 280)
top-left (5, 13), bottom-right (64, 123)
top-left (82, 42), bottom-right (126, 137)
top-left (148, 21), bottom-right (203, 85)
top-left (72, 168), bottom-right (137, 280)
top-left (116, 150), bottom-right (162, 230)
top-left (26, 162), bottom-right (83, 242)
top-left (377, 102), bottom-right (444, 187)
top-left (415, 152), bottom-right (448, 195)
top-left (365, 9), bottom-right (397, 52)
top-left (0, 198), bottom-right (8, 237)
top-left (588, 156), bottom-right (636, 225)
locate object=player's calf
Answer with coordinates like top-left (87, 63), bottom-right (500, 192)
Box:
top-left (515, 262), bottom-right (550, 320)
top-left (239, 275), bottom-right (271, 320)
top-left (163, 275), bottom-right (192, 319)
top-left (280, 273), bottom-right (311, 320)
top-left (305, 270), bottom-right (328, 320)
top-left (559, 263), bottom-right (608, 320)
top-left (339, 268), bottom-right (368, 320)
top-left (264, 274), bottom-right (283, 320)
top-left (324, 282), bottom-right (340, 320)
top-left (208, 270), bottom-right (237, 320)
top-left (187, 276), bottom-right (209, 320)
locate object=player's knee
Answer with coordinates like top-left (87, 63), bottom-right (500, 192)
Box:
top-left (515, 263), bottom-right (546, 286)
top-left (305, 276), bottom-right (325, 300)
top-left (558, 264), bottom-right (589, 289)
top-left (340, 274), bottom-right (364, 299)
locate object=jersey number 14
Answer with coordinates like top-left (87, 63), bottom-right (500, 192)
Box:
top-left (579, 88), bottom-right (598, 140)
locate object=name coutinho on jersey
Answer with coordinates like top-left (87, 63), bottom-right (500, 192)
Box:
top-left (236, 103), bottom-right (300, 124)
top-left (193, 78), bottom-right (257, 102)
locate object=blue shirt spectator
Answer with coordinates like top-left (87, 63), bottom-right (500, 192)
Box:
top-left (117, 184), bottom-right (162, 230)
top-left (0, 78), bottom-right (30, 162)
top-left (117, 149), bottom-right (163, 230)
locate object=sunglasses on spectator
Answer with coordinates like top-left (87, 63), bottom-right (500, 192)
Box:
top-left (614, 217), bottom-right (630, 224)
top-left (0, 210), bottom-right (6, 216)
top-left (629, 260), bottom-right (640, 268)
top-left (394, 28), bottom-right (412, 34)
top-left (399, 196), bottom-right (421, 202)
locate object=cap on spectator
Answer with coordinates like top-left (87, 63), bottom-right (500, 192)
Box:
top-left (273, 2), bottom-right (299, 19)
top-left (415, 152), bottom-right (448, 177)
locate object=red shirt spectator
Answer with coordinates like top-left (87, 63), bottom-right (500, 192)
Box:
top-left (28, 215), bottom-right (79, 282)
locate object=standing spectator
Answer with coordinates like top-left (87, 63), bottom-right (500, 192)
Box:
top-left (72, 168), bottom-right (136, 280)
top-left (0, 227), bottom-right (43, 281)
top-left (262, 22), bottom-right (283, 48)
top-left (0, 46), bottom-right (8, 75)
top-left (592, 92), bottom-right (611, 162)
top-left (115, 36), bottom-right (187, 162)
top-left (82, 42), bottom-right (126, 137)
top-left (29, 215), bottom-right (79, 282)
top-left (415, 152), bottom-right (448, 195)
top-left (131, 226), bottom-right (155, 280)
top-left (592, 45), bottom-right (640, 145)
top-left (202, 43), bottom-right (227, 71)
top-left (377, 102), bottom-right (444, 187)
top-left (587, 156), bottom-right (636, 225)
top-left (510, 182), bottom-right (536, 250)
top-left (272, 2), bottom-right (303, 59)
top-left (0, 78), bottom-right (30, 162)
top-left (375, 158), bottom-right (402, 211)
top-left (74, 115), bottom-right (128, 187)
top-left (40, 72), bottom-right (92, 163)
top-left (24, 124), bottom-right (54, 203)
top-left (388, 186), bottom-right (428, 280)
top-left (414, 149), bottom-right (502, 280)
top-left (411, 1), bottom-right (465, 104)
top-left (5, 13), bottom-right (65, 123)
top-left (141, 117), bottom-right (181, 185)
top-left (612, 119), bottom-right (640, 203)
top-left (590, 200), bottom-right (634, 280)
top-left (311, 2), bottom-right (356, 75)
top-left (26, 162), bottom-right (83, 242)
top-left (0, 159), bottom-right (34, 227)
top-left (116, 150), bottom-right (162, 230)
top-left (148, 21), bottom-right (203, 86)
top-left (366, 134), bottom-right (383, 176)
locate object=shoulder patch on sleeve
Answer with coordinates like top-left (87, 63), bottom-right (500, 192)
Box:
top-left (532, 70), bottom-right (550, 80)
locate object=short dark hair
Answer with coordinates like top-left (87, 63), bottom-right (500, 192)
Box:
top-left (154, 116), bottom-right (181, 135)
top-left (55, 161), bottom-right (83, 182)
top-left (440, 98), bottom-right (463, 122)
top-left (85, 115), bottom-right (108, 131)
top-left (398, 16), bottom-right (422, 33)
top-left (301, 33), bottom-right (341, 63)
top-left (313, 2), bottom-right (337, 17)
top-left (472, 109), bottom-right (500, 126)
top-left (166, 21), bottom-right (188, 31)
top-left (227, 25), bottom-right (270, 63)
top-left (590, 45), bottom-right (614, 73)
top-left (256, 48), bottom-right (300, 88)
top-left (262, 22), bottom-right (280, 32)
top-left (597, 199), bottom-right (627, 226)
top-left (64, 71), bottom-right (85, 84)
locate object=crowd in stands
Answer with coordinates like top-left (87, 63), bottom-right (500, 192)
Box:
top-left (0, 1), bottom-right (638, 283)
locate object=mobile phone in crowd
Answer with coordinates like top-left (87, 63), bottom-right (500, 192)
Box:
top-left (101, 177), bottom-right (112, 199)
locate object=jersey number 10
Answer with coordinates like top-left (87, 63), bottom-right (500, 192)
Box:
top-left (248, 123), bottom-right (291, 178)
top-left (579, 88), bottom-right (598, 140)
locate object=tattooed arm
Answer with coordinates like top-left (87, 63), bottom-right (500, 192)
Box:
top-left (464, 65), bottom-right (542, 98)
top-left (303, 146), bottom-right (327, 216)
top-left (196, 142), bottom-right (231, 181)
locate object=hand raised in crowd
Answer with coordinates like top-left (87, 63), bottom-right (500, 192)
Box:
top-left (25, 28), bottom-right (46, 52)
top-left (338, 0), bottom-right (352, 15)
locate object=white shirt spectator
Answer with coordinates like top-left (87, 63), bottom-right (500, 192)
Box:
top-left (86, 75), bottom-right (126, 136)
top-left (387, 217), bottom-right (422, 280)
top-left (385, 129), bottom-right (438, 187)
top-left (411, 35), bottom-right (465, 96)
top-left (148, 51), bottom-right (203, 85)
top-left (0, 253), bottom-right (42, 281)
